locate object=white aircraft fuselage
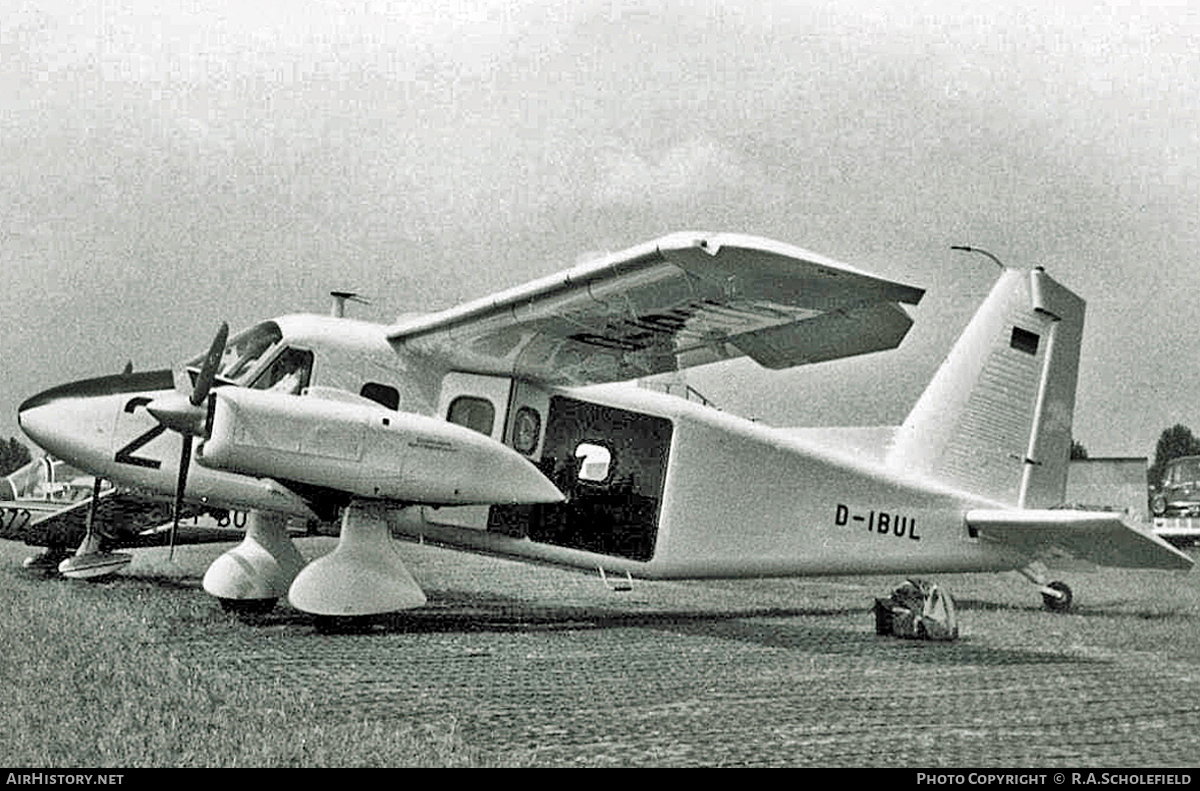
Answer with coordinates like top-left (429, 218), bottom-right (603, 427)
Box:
top-left (16, 234), bottom-right (1189, 615)
top-left (12, 314), bottom-right (1036, 581)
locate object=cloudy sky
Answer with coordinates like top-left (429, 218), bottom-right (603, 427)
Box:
top-left (2, 0), bottom-right (1197, 459)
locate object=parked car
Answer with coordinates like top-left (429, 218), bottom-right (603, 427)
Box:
top-left (1151, 455), bottom-right (1200, 518)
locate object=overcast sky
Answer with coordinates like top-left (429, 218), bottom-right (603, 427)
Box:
top-left (2, 0), bottom-right (1197, 459)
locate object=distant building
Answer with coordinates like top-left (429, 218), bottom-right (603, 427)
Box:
top-left (1065, 457), bottom-right (1149, 522)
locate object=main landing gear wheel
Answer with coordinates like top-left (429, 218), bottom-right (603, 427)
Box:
top-left (287, 500), bottom-right (426, 619)
top-left (1041, 581), bottom-right (1073, 612)
top-left (312, 614), bottom-right (380, 634)
top-left (202, 511), bottom-right (306, 615)
top-left (218, 598), bottom-right (279, 617)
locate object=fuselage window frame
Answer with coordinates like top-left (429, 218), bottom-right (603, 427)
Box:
top-left (512, 406), bottom-right (542, 455)
top-left (447, 395), bottom-right (496, 437)
top-left (361, 382), bottom-right (401, 411)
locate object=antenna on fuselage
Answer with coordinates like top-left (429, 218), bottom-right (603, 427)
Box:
top-left (330, 291), bottom-right (369, 318)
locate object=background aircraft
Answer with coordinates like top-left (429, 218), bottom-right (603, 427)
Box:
top-left (0, 452), bottom-right (239, 577)
top-left (15, 233), bottom-right (1191, 618)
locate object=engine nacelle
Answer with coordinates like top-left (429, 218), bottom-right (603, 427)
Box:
top-left (197, 388), bottom-right (563, 506)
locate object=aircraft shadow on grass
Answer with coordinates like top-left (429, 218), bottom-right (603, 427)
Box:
top-left (352, 604), bottom-right (1109, 668)
top-left (953, 596), bottom-right (1200, 622)
top-left (101, 572), bottom-right (1102, 667)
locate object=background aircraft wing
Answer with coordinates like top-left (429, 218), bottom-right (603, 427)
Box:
top-left (0, 490), bottom-right (232, 550)
top-left (387, 232), bottom-right (925, 386)
top-left (967, 509), bottom-right (1194, 571)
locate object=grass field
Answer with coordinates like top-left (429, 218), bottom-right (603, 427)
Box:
top-left (0, 539), bottom-right (493, 767)
top-left (2, 535), bottom-right (1200, 767)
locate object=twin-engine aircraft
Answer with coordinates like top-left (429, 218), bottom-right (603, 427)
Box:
top-left (16, 233), bottom-right (1192, 617)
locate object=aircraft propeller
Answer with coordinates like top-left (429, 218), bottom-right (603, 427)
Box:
top-left (146, 322), bottom-right (228, 559)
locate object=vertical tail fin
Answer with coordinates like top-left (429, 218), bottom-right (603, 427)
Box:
top-left (886, 268), bottom-right (1085, 507)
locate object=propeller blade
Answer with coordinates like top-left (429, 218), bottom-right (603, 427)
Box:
top-left (156, 321), bottom-right (226, 560)
top-left (191, 322), bottom-right (229, 407)
top-left (169, 435), bottom-right (194, 561)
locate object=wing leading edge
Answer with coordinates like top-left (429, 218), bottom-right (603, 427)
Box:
top-left (967, 509), bottom-right (1194, 571)
top-left (387, 233), bottom-right (925, 386)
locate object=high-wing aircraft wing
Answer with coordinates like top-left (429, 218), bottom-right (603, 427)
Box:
top-left (388, 232), bottom-right (926, 386)
top-left (966, 509), bottom-right (1193, 571)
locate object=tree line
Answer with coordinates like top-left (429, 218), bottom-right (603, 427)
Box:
top-left (1149, 424), bottom-right (1200, 488)
top-left (0, 437), bottom-right (32, 478)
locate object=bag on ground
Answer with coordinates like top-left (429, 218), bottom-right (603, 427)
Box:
top-left (873, 578), bottom-right (959, 641)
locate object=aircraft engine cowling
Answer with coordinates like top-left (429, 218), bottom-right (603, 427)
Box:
top-left (197, 388), bottom-right (564, 506)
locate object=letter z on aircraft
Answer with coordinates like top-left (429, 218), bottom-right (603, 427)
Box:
top-left (17, 232), bottom-right (1191, 617)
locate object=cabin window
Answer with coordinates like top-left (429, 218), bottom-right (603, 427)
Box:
top-left (511, 406), bottom-right (541, 455)
top-left (448, 396), bottom-right (495, 436)
top-left (361, 382), bottom-right (400, 410)
top-left (252, 348), bottom-right (313, 395)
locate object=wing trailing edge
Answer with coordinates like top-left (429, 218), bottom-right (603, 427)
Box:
top-left (967, 509), bottom-right (1193, 571)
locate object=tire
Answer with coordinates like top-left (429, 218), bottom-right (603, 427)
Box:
top-left (1151, 494), bottom-right (1167, 517)
top-left (1042, 581), bottom-right (1073, 612)
top-left (218, 598), bottom-right (278, 617)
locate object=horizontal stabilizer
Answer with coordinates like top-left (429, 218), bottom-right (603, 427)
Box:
top-left (967, 509), bottom-right (1194, 571)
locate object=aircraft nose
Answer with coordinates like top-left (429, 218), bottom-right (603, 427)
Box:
top-left (17, 395), bottom-right (52, 453)
top-left (18, 388), bottom-right (90, 463)
top-left (19, 384), bottom-right (108, 463)
top-left (18, 370), bottom-right (176, 461)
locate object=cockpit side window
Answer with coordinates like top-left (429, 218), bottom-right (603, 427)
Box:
top-left (252, 347), bottom-right (314, 395)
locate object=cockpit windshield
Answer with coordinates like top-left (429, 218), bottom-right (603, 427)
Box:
top-left (186, 321), bottom-right (284, 386)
